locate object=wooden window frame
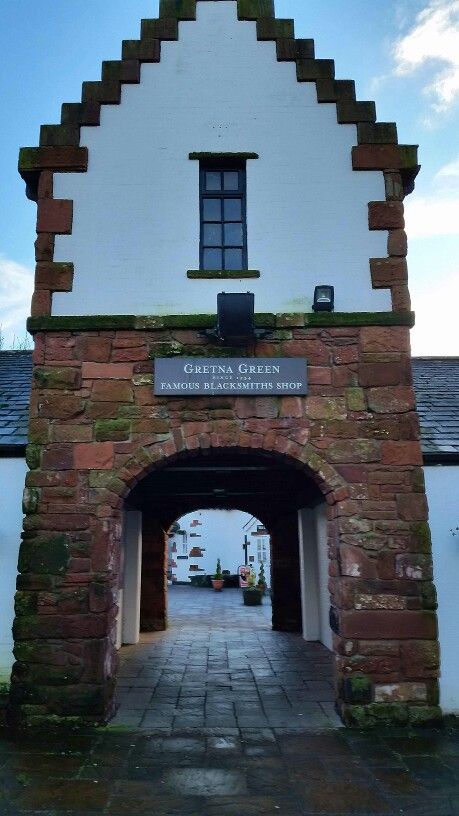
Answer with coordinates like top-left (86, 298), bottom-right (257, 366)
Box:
top-left (199, 160), bottom-right (248, 272)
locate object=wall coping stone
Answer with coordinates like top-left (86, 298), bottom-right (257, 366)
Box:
top-left (26, 311), bottom-right (415, 333)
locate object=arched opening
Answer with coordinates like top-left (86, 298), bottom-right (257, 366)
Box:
top-left (113, 448), bottom-right (339, 728)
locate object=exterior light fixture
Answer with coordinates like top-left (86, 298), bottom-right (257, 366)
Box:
top-left (312, 285), bottom-right (334, 312)
top-left (216, 292), bottom-right (255, 344)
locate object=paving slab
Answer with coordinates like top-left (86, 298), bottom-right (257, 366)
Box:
top-left (2, 587), bottom-right (459, 815)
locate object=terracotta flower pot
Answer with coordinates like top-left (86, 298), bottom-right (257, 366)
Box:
top-left (212, 578), bottom-right (224, 591)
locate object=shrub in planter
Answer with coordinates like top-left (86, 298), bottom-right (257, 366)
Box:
top-left (211, 558), bottom-right (224, 591)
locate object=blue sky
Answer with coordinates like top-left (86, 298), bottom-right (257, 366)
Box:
top-left (1, 0), bottom-right (458, 353)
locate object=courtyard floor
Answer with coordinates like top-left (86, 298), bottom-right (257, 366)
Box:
top-left (1, 586), bottom-right (458, 815)
top-left (114, 585), bottom-right (339, 731)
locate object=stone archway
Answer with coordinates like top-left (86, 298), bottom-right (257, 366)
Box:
top-left (10, 403), bottom-right (440, 729)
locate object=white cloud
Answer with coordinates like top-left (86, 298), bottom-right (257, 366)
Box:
top-left (0, 256), bottom-right (33, 348)
top-left (405, 195), bottom-right (459, 239)
top-left (435, 156), bottom-right (459, 181)
top-left (411, 270), bottom-right (459, 354)
top-left (405, 152), bottom-right (459, 239)
top-left (393, 0), bottom-right (459, 114)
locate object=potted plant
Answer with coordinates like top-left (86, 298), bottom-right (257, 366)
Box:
top-left (257, 563), bottom-right (267, 595)
top-left (211, 558), bottom-right (224, 591)
top-left (242, 566), bottom-right (263, 606)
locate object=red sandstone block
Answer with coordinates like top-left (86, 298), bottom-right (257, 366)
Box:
top-left (280, 397), bottom-right (304, 418)
top-left (37, 199), bottom-right (73, 234)
top-left (111, 347), bottom-right (148, 362)
top-left (35, 233), bottom-right (55, 262)
top-left (359, 361), bottom-right (407, 388)
top-left (331, 366), bottom-right (357, 388)
top-left (308, 367), bottom-right (332, 385)
top-left (352, 144), bottom-right (418, 171)
top-left (82, 362), bottom-right (133, 380)
top-left (75, 336), bottom-right (112, 362)
top-left (92, 380), bottom-right (133, 402)
top-left (333, 345), bottom-right (358, 366)
top-left (42, 444), bottom-right (74, 470)
top-left (391, 285), bottom-right (412, 312)
top-left (37, 171), bottom-right (54, 199)
top-left (282, 339), bottom-right (330, 365)
top-left (388, 229), bottom-right (408, 257)
top-left (31, 290), bottom-right (51, 317)
top-left (381, 441), bottom-right (423, 466)
top-left (340, 610), bottom-right (437, 639)
top-left (396, 493), bottom-right (428, 520)
top-left (401, 640), bottom-right (439, 678)
top-left (360, 327), bottom-right (410, 354)
top-left (339, 544), bottom-right (378, 579)
top-left (35, 262), bottom-right (74, 292)
top-left (370, 257), bottom-right (408, 287)
top-left (39, 394), bottom-right (83, 419)
top-left (368, 386), bottom-right (415, 414)
top-left (368, 201), bottom-right (404, 230)
top-left (74, 442), bottom-right (115, 470)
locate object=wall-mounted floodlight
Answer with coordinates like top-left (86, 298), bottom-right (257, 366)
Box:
top-left (217, 292), bottom-right (255, 344)
top-left (312, 285), bottom-right (334, 312)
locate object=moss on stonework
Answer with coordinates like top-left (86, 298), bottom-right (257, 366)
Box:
top-left (149, 341), bottom-right (184, 358)
top-left (18, 534), bottom-right (70, 575)
top-left (25, 445), bottom-right (41, 470)
top-left (14, 592), bottom-right (38, 617)
top-left (346, 387), bottom-right (366, 412)
top-left (27, 311), bottom-right (415, 333)
top-left (343, 673), bottom-right (372, 704)
top-left (188, 153), bottom-right (259, 161)
top-left (420, 582), bottom-right (438, 610)
top-left (410, 522), bottom-right (432, 553)
top-left (16, 714), bottom-right (97, 732)
top-left (118, 404), bottom-right (142, 416)
top-left (303, 311), bottom-right (415, 328)
top-left (159, 0), bottom-right (196, 20)
top-left (22, 488), bottom-right (39, 515)
top-left (88, 470), bottom-right (118, 488)
top-left (237, 0), bottom-right (275, 20)
top-left (408, 706), bottom-right (443, 727)
top-left (182, 345), bottom-right (247, 358)
top-left (94, 419), bottom-right (131, 442)
top-left (276, 313), bottom-right (305, 328)
top-left (187, 270), bottom-right (261, 279)
top-left (342, 702), bottom-right (409, 728)
top-left (33, 367), bottom-right (79, 390)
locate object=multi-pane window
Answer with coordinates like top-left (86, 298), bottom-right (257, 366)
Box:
top-left (200, 165), bottom-right (247, 271)
top-left (257, 538), bottom-right (268, 563)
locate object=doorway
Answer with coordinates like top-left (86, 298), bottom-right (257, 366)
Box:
top-left (113, 449), bottom-right (339, 728)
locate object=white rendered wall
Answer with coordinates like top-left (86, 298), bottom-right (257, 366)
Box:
top-left (0, 458), bottom-right (26, 682)
top-left (169, 509), bottom-right (270, 582)
top-left (425, 465), bottom-right (459, 713)
top-left (121, 510), bottom-right (143, 645)
top-left (298, 503), bottom-right (332, 649)
top-left (53, 1), bottom-right (389, 317)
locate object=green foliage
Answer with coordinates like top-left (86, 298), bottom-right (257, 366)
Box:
top-left (257, 562), bottom-right (267, 587)
top-left (214, 558), bottom-right (222, 580)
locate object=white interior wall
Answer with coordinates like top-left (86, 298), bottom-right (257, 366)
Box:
top-left (117, 509), bottom-right (142, 647)
top-left (53, 0), bottom-right (389, 317)
top-left (425, 465), bottom-right (459, 713)
top-left (0, 458), bottom-right (26, 682)
top-left (298, 503), bottom-right (331, 649)
top-left (169, 509), bottom-right (270, 581)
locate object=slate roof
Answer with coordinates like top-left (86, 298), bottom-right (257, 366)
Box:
top-left (0, 352), bottom-right (458, 461)
top-left (412, 357), bottom-right (459, 461)
top-left (0, 351), bottom-right (33, 452)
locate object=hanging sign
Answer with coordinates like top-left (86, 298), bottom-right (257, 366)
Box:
top-left (154, 358), bottom-right (307, 396)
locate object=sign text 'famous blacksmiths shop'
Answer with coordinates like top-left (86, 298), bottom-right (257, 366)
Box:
top-left (154, 358), bottom-right (307, 396)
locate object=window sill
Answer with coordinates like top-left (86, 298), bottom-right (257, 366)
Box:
top-left (187, 270), bottom-right (260, 279)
